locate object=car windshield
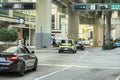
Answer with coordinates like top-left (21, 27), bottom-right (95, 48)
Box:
top-left (1, 46), bottom-right (17, 53)
top-left (61, 40), bottom-right (72, 44)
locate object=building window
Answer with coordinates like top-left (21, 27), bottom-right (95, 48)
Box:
top-left (52, 15), bottom-right (55, 30)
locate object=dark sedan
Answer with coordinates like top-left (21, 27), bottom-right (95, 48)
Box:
top-left (0, 45), bottom-right (38, 76)
top-left (76, 42), bottom-right (85, 50)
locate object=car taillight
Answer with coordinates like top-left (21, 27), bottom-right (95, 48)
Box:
top-left (6, 56), bottom-right (18, 61)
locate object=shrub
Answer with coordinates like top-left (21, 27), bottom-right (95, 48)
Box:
top-left (9, 29), bottom-right (18, 42)
top-left (102, 43), bottom-right (114, 50)
top-left (0, 28), bottom-right (18, 42)
top-left (42, 46), bottom-right (47, 48)
top-left (114, 38), bottom-right (120, 42)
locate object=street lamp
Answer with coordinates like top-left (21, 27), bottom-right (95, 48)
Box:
top-left (103, 11), bottom-right (106, 46)
top-left (29, 10), bottom-right (32, 49)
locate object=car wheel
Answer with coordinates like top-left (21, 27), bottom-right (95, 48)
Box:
top-left (75, 50), bottom-right (77, 53)
top-left (59, 50), bottom-right (62, 53)
top-left (82, 48), bottom-right (85, 50)
top-left (81, 47), bottom-right (85, 50)
top-left (32, 59), bottom-right (37, 71)
top-left (18, 63), bottom-right (25, 76)
top-left (74, 50), bottom-right (77, 53)
top-left (72, 50), bottom-right (75, 53)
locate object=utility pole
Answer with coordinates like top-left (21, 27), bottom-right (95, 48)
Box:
top-left (102, 11), bottom-right (106, 49)
top-left (29, 10), bottom-right (32, 49)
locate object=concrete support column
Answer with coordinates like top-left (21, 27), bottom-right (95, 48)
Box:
top-left (61, 17), bottom-right (68, 39)
top-left (9, 10), bottom-right (13, 17)
top-left (115, 24), bottom-right (120, 39)
top-left (68, 11), bottom-right (79, 41)
top-left (35, 0), bottom-right (52, 48)
top-left (8, 0), bottom-right (13, 17)
top-left (93, 25), bottom-right (98, 46)
top-left (31, 29), bottom-right (35, 45)
top-left (93, 25), bottom-right (103, 47)
top-left (55, 9), bottom-right (59, 30)
top-left (98, 26), bottom-right (103, 46)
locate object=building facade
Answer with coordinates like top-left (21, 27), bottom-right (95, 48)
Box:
top-left (0, 0), bottom-right (36, 46)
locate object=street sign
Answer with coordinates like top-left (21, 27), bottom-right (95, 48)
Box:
top-left (73, 3), bottom-right (120, 11)
top-left (74, 5), bottom-right (86, 10)
top-left (73, 4), bottom-right (87, 11)
top-left (111, 4), bottom-right (120, 10)
top-left (90, 4), bottom-right (97, 10)
top-left (0, 2), bottom-right (36, 10)
top-left (99, 4), bottom-right (109, 10)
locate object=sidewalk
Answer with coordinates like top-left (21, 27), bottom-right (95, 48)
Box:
top-left (28, 45), bottom-right (120, 54)
top-left (28, 46), bottom-right (58, 51)
top-left (86, 46), bottom-right (120, 54)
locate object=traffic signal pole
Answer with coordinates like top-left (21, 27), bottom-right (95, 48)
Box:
top-left (29, 10), bottom-right (32, 49)
top-left (103, 11), bottom-right (106, 46)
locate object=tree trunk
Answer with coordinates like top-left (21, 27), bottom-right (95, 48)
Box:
top-left (105, 11), bottom-right (112, 45)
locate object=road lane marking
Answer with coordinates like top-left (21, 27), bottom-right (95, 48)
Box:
top-left (80, 55), bottom-right (86, 59)
top-left (38, 63), bottom-right (120, 69)
top-left (79, 53), bottom-right (88, 60)
top-left (34, 66), bottom-right (72, 80)
top-left (74, 59), bottom-right (120, 64)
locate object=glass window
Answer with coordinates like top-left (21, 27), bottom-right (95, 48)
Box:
top-left (20, 48), bottom-right (27, 53)
top-left (61, 40), bottom-right (72, 44)
top-left (2, 46), bottom-right (17, 53)
top-left (16, 48), bottom-right (20, 53)
top-left (24, 46), bottom-right (30, 54)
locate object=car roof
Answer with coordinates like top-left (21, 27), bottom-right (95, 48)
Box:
top-left (61, 39), bottom-right (73, 41)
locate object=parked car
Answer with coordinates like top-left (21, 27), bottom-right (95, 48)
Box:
top-left (58, 39), bottom-right (77, 53)
top-left (76, 41), bottom-right (85, 50)
top-left (114, 41), bottom-right (120, 48)
top-left (0, 45), bottom-right (38, 76)
top-left (51, 37), bottom-right (63, 47)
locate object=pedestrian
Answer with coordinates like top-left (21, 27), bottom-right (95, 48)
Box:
top-left (52, 38), bottom-right (56, 47)
top-left (18, 38), bottom-right (22, 45)
top-left (21, 38), bottom-right (24, 45)
top-left (18, 37), bottom-right (25, 46)
top-left (22, 37), bottom-right (26, 46)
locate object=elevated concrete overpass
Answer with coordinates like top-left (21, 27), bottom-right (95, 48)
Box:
top-left (35, 0), bottom-right (86, 48)
top-left (35, 0), bottom-right (120, 48)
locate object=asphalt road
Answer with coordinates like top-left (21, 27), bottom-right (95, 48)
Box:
top-left (0, 47), bottom-right (120, 80)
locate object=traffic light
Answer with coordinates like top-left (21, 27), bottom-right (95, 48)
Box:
top-left (22, 3), bottom-right (35, 9)
top-left (111, 5), bottom-right (120, 10)
top-left (73, 4), bottom-right (87, 11)
top-left (99, 4), bottom-right (109, 10)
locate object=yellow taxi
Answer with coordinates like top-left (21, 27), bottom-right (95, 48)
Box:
top-left (58, 39), bottom-right (77, 53)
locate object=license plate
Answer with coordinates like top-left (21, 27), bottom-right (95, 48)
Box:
top-left (0, 67), bottom-right (8, 69)
top-left (0, 57), bottom-right (6, 61)
top-left (64, 48), bottom-right (68, 50)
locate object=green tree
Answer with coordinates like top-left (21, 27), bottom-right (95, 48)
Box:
top-left (9, 29), bottom-right (18, 42)
top-left (87, 0), bottom-right (120, 49)
top-left (0, 28), bottom-right (18, 42)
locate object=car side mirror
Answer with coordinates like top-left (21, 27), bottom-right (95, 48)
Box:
top-left (31, 51), bottom-right (35, 54)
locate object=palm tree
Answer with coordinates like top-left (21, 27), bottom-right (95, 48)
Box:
top-left (87, 0), bottom-right (120, 49)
